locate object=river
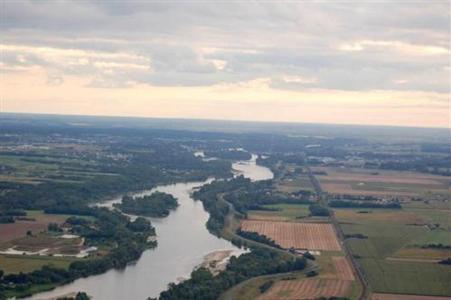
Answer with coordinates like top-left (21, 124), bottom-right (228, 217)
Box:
top-left (30, 154), bottom-right (273, 300)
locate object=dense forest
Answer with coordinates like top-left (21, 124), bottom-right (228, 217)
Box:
top-left (114, 192), bottom-right (178, 217)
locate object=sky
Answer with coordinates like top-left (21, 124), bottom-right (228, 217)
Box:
top-left (1, 1), bottom-right (450, 128)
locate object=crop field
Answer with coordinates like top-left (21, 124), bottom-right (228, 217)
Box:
top-left (0, 254), bottom-right (76, 274)
top-left (359, 259), bottom-right (451, 296)
top-left (392, 247), bottom-right (451, 261)
top-left (247, 204), bottom-right (310, 222)
top-left (0, 211), bottom-right (68, 243)
top-left (335, 209), bottom-right (425, 225)
top-left (258, 278), bottom-right (352, 300)
top-left (372, 293), bottom-right (451, 300)
top-left (338, 208), bottom-right (450, 260)
top-left (276, 177), bottom-right (314, 194)
top-left (0, 151), bottom-right (112, 185)
top-left (241, 220), bottom-right (341, 251)
top-left (332, 256), bottom-right (355, 280)
top-left (336, 206), bottom-right (451, 296)
top-left (1, 232), bottom-right (83, 254)
top-left (312, 167), bottom-right (450, 196)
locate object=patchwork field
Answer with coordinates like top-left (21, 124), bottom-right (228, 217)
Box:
top-left (335, 206), bottom-right (451, 296)
top-left (313, 167), bottom-right (450, 197)
top-left (258, 278), bottom-right (352, 300)
top-left (241, 220), bottom-right (341, 251)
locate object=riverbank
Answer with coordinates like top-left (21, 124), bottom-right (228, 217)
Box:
top-left (26, 155), bottom-right (272, 300)
top-left (197, 249), bottom-right (234, 275)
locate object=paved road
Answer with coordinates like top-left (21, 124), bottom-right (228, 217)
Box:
top-left (306, 166), bottom-right (371, 300)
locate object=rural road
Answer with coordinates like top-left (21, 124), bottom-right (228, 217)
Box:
top-left (306, 166), bottom-right (371, 300)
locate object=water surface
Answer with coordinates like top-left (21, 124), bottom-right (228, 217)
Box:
top-left (30, 155), bottom-right (272, 300)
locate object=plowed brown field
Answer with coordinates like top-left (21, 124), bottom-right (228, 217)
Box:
top-left (240, 220), bottom-right (341, 251)
top-left (258, 278), bottom-right (351, 300)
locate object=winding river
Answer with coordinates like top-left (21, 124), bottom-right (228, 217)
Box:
top-left (30, 154), bottom-right (273, 300)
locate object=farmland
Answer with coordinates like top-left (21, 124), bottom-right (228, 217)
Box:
top-left (0, 210), bottom-right (69, 243)
top-left (0, 254), bottom-right (76, 274)
top-left (258, 278), bottom-right (352, 300)
top-left (276, 165), bottom-right (315, 193)
top-left (247, 203), bottom-right (310, 222)
top-left (313, 166), bottom-right (450, 197)
top-left (360, 259), bottom-right (451, 296)
top-left (332, 256), bottom-right (355, 280)
top-left (335, 206), bottom-right (451, 296)
top-left (241, 220), bottom-right (341, 251)
top-left (372, 293), bottom-right (451, 300)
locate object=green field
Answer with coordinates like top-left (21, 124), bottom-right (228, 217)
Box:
top-left (0, 254), bottom-right (76, 274)
top-left (359, 259), bottom-right (451, 296)
top-left (337, 207), bottom-right (451, 296)
top-left (0, 153), bottom-right (115, 185)
top-left (248, 203), bottom-right (310, 221)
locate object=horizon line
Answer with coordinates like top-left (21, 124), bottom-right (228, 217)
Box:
top-left (1, 111), bottom-right (450, 131)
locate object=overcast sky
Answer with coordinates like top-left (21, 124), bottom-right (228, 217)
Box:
top-left (1, 1), bottom-right (450, 127)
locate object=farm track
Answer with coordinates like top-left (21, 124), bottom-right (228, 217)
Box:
top-left (307, 166), bottom-right (370, 300)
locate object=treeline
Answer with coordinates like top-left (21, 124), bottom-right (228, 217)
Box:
top-left (222, 180), bottom-right (312, 214)
top-left (331, 195), bottom-right (380, 201)
top-left (236, 229), bottom-right (281, 249)
top-left (114, 192), bottom-right (178, 217)
top-left (192, 176), bottom-right (311, 235)
top-left (204, 149), bottom-right (252, 160)
top-left (308, 204), bottom-right (330, 216)
top-left (378, 157), bottom-right (451, 176)
top-left (420, 244), bottom-right (451, 250)
top-left (0, 209), bottom-right (27, 223)
top-left (329, 200), bottom-right (401, 209)
top-left (159, 247), bottom-right (306, 300)
top-left (0, 208), bottom-right (156, 299)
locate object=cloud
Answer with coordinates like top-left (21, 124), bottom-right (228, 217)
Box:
top-left (338, 40), bottom-right (449, 56)
top-left (1, 2), bottom-right (449, 91)
top-left (1, 1), bottom-right (449, 127)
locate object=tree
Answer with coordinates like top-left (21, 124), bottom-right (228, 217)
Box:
top-left (75, 292), bottom-right (90, 300)
top-left (48, 222), bottom-right (62, 232)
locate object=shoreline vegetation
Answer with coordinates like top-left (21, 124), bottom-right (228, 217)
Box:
top-left (113, 192), bottom-right (179, 218)
top-left (158, 172), bottom-right (312, 300)
top-left (0, 208), bottom-right (156, 299)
